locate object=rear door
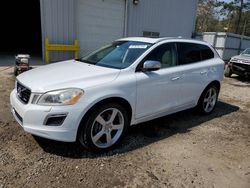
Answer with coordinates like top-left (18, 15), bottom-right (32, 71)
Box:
top-left (176, 42), bottom-right (215, 106)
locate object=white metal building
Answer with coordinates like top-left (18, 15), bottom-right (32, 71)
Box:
top-left (39, 0), bottom-right (198, 61)
top-left (2, 0), bottom-right (197, 62)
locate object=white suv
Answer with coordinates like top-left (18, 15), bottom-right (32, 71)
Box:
top-left (10, 37), bottom-right (224, 152)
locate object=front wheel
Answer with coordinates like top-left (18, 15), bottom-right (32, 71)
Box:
top-left (197, 85), bottom-right (219, 115)
top-left (78, 103), bottom-right (129, 152)
top-left (224, 65), bottom-right (232, 77)
top-left (14, 67), bottom-right (18, 76)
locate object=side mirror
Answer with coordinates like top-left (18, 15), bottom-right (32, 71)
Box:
top-left (142, 60), bottom-right (161, 72)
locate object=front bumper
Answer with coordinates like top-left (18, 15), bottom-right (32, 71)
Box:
top-left (10, 90), bottom-right (85, 142)
top-left (231, 62), bottom-right (250, 76)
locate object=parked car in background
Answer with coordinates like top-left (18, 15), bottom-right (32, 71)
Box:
top-left (10, 37), bottom-right (224, 152)
top-left (225, 48), bottom-right (250, 78)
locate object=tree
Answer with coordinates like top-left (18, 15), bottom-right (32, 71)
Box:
top-left (195, 0), bottom-right (250, 36)
top-left (195, 0), bottom-right (219, 32)
top-left (216, 0), bottom-right (250, 34)
top-left (236, 0), bottom-right (244, 33)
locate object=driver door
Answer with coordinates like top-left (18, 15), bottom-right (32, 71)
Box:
top-left (135, 42), bottom-right (183, 119)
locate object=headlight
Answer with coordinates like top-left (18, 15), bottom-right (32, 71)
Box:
top-left (37, 89), bottom-right (84, 106)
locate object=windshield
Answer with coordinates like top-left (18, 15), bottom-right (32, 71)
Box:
top-left (78, 41), bottom-right (152, 69)
top-left (241, 48), bottom-right (250, 55)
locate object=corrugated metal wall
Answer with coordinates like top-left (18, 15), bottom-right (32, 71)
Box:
top-left (195, 32), bottom-right (250, 60)
top-left (40, 0), bottom-right (198, 62)
top-left (76, 0), bottom-right (126, 56)
top-left (127, 0), bottom-right (198, 38)
top-left (40, 0), bottom-right (76, 62)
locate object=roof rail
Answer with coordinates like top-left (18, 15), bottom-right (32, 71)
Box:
top-left (156, 36), bottom-right (183, 43)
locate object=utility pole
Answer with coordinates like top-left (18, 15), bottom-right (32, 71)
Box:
top-left (235, 0), bottom-right (244, 34)
top-left (242, 19), bottom-right (247, 36)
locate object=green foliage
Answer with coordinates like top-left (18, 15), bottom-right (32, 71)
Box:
top-left (195, 0), bottom-right (250, 36)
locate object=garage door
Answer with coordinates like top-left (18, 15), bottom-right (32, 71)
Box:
top-left (76, 0), bottom-right (125, 56)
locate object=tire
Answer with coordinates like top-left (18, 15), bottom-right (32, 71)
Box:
top-left (197, 85), bottom-right (219, 115)
top-left (224, 65), bottom-right (232, 77)
top-left (78, 103), bottom-right (129, 152)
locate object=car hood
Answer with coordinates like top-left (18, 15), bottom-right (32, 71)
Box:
top-left (232, 54), bottom-right (250, 63)
top-left (17, 60), bottom-right (120, 92)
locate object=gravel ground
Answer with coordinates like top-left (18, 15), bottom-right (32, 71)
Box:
top-left (0, 67), bottom-right (250, 188)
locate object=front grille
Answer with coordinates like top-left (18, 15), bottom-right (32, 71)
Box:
top-left (232, 63), bottom-right (250, 72)
top-left (16, 81), bottom-right (31, 104)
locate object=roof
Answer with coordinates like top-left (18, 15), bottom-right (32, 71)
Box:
top-left (116, 37), bottom-right (208, 45)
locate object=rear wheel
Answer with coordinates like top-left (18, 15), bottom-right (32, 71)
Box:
top-left (78, 103), bottom-right (129, 152)
top-left (197, 85), bottom-right (219, 115)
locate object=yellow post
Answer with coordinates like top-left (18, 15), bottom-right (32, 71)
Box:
top-left (74, 39), bottom-right (79, 59)
top-left (45, 37), bottom-right (79, 63)
top-left (45, 37), bottom-right (49, 63)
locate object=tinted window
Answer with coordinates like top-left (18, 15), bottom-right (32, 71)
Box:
top-left (178, 43), bottom-right (214, 65)
top-left (200, 45), bottom-right (214, 60)
top-left (144, 43), bottom-right (177, 68)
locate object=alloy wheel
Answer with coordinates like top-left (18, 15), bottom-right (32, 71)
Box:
top-left (203, 87), bottom-right (217, 113)
top-left (90, 108), bottom-right (124, 148)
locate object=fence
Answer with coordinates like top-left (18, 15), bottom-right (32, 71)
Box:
top-left (195, 32), bottom-right (250, 61)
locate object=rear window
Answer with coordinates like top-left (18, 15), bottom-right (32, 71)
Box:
top-left (177, 43), bottom-right (214, 65)
top-left (200, 45), bottom-right (214, 60)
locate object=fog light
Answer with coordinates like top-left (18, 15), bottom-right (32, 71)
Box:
top-left (44, 114), bottom-right (67, 126)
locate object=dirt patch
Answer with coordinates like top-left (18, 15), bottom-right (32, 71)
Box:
top-left (0, 68), bottom-right (250, 188)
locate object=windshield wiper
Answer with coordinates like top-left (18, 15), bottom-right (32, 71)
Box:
top-left (75, 58), bottom-right (96, 65)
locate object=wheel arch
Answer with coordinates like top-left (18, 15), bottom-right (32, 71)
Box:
top-left (196, 80), bottom-right (221, 114)
top-left (77, 96), bottom-right (133, 139)
top-left (198, 80), bottom-right (221, 104)
top-left (207, 80), bottom-right (221, 92)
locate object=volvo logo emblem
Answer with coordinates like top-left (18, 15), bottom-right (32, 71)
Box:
top-left (17, 86), bottom-right (26, 97)
top-left (17, 87), bottom-right (21, 93)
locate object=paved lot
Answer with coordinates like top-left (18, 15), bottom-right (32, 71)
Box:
top-left (0, 67), bottom-right (250, 188)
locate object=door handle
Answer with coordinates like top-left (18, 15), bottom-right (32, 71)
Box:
top-left (171, 76), bottom-right (180, 81)
top-left (200, 71), bottom-right (207, 75)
